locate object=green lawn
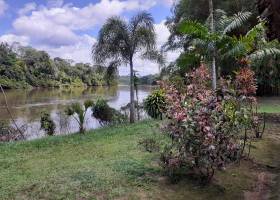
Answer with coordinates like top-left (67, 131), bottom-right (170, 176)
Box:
top-left (258, 97), bottom-right (280, 113)
top-left (1, 120), bottom-right (280, 200)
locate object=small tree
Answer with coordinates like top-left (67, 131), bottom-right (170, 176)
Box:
top-left (92, 99), bottom-right (126, 126)
top-left (92, 12), bottom-right (163, 123)
top-left (144, 89), bottom-right (166, 120)
top-left (40, 111), bottom-right (56, 136)
top-left (65, 100), bottom-right (94, 133)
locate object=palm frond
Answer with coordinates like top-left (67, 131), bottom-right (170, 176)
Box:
top-left (130, 12), bottom-right (156, 52)
top-left (222, 36), bottom-right (252, 59)
top-left (179, 20), bottom-right (209, 40)
top-left (248, 48), bottom-right (280, 61)
top-left (245, 22), bottom-right (266, 42)
top-left (142, 50), bottom-right (166, 66)
top-left (92, 17), bottom-right (130, 64)
top-left (223, 11), bottom-right (252, 34)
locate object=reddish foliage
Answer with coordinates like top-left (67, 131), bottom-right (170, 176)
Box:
top-left (235, 67), bottom-right (257, 97)
top-left (160, 65), bottom-right (258, 183)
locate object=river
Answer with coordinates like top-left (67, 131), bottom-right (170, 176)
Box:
top-left (0, 85), bottom-right (153, 140)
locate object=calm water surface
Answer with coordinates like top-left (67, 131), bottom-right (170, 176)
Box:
top-left (0, 86), bottom-right (152, 140)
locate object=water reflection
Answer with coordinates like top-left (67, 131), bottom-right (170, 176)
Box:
top-left (0, 85), bottom-right (152, 140)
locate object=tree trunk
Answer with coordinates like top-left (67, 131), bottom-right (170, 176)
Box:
top-left (209, 0), bottom-right (217, 90)
top-left (129, 59), bottom-right (135, 123)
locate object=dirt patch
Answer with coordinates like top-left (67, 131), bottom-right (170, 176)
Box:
top-left (261, 113), bottom-right (280, 124)
top-left (244, 172), bottom-right (275, 200)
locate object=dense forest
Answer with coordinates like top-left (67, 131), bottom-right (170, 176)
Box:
top-left (0, 43), bottom-right (118, 89)
top-left (163, 0), bottom-right (280, 95)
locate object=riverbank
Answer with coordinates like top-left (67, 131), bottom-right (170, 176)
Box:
top-left (1, 120), bottom-right (280, 199)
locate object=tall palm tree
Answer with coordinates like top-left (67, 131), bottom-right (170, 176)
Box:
top-left (179, 14), bottom-right (280, 77)
top-left (92, 12), bottom-right (160, 123)
top-left (208, 0), bottom-right (217, 90)
top-left (178, 10), bottom-right (253, 75)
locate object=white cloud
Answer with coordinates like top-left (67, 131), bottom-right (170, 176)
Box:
top-left (13, 14), bottom-right (80, 46)
top-left (0, 34), bottom-right (30, 46)
top-left (40, 34), bottom-right (96, 63)
top-left (0, 0), bottom-right (8, 16)
top-left (18, 2), bottom-right (37, 16)
top-left (12, 0), bottom-right (157, 47)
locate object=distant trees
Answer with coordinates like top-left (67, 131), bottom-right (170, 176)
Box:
top-left (92, 12), bottom-right (162, 123)
top-left (0, 43), bottom-right (119, 89)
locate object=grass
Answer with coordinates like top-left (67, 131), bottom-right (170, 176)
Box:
top-left (1, 120), bottom-right (280, 200)
top-left (258, 97), bottom-right (280, 113)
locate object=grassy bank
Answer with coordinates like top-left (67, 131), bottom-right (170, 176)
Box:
top-left (1, 120), bottom-right (280, 200)
top-left (258, 97), bottom-right (280, 113)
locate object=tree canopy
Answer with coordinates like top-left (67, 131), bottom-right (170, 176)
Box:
top-left (0, 43), bottom-right (118, 89)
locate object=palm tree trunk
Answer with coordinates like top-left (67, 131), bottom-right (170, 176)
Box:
top-left (209, 0), bottom-right (217, 90)
top-left (129, 58), bottom-right (135, 123)
top-left (135, 79), bottom-right (140, 120)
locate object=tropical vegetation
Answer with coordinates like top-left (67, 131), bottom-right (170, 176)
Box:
top-left (0, 43), bottom-right (119, 89)
top-left (92, 11), bottom-right (163, 123)
top-left (65, 100), bottom-right (94, 133)
top-left (1, 0), bottom-right (280, 199)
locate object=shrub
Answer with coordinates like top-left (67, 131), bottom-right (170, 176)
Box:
top-left (138, 138), bottom-right (160, 153)
top-left (92, 99), bottom-right (126, 126)
top-left (65, 100), bottom-right (94, 133)
top-left (0, 121), bottom-right (26, 142)
top-left (40, 111), bottom-right (56, 136)
top-left (144, 89), bottom-right (166, 119)
top-left (160, 65), bottom-right (258, 183)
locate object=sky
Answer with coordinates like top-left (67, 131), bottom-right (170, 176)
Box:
top-left (0, 0), bottom-right (180, 76)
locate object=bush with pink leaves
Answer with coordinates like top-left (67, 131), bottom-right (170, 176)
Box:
top-left (160, 65), bottom-right (258, 183)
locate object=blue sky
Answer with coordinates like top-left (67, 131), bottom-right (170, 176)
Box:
top-left (0, 0), bottom-right (179, 75)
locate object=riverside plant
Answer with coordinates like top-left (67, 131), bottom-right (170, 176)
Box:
top-left (144, 89), bottom-right (167, 120)
top-left (160, 64), bottom-right (259, 183)
top-left (40, 111), bottom-right (56, 136)
top-left (92, 99), bottom-right (126, 126)
top-left (65, 100), bottom-right (94, 133)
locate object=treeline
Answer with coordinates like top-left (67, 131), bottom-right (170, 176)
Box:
top-left (0, 43), bottom-right (118, 89)
top-left (119, 74), bottom-right (159, 85)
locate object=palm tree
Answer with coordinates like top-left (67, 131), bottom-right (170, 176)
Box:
top-left (92, 12), bottom-right (161, 123)
top-left (179, 14), bottom-right (280, 79)
top-left (178, 10), bottom-right (253, 76)
top-left (208, 0), bottom-right (217, 90)
top-left (65, 100), bottom-right (94, 133)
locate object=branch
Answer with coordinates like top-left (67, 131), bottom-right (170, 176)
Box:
top-left (0, 84), bottom-right (25, 137)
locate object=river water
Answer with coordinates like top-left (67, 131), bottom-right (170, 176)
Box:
top-left (0, 85), bottom-right (152, 140)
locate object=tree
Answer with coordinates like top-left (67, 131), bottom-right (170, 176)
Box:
top-left (257, 0), bottom-right (280, 41)
top-left (164, 0), bottom-right (257, 52)
top-left (208, 0), bottom-right (217, 90)
top-left (176, 11), bottom-right (252, 77)
top-left (65, 100), bottom-right (94, 133)
top-left (92, 12), bottom-right (161, 123)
